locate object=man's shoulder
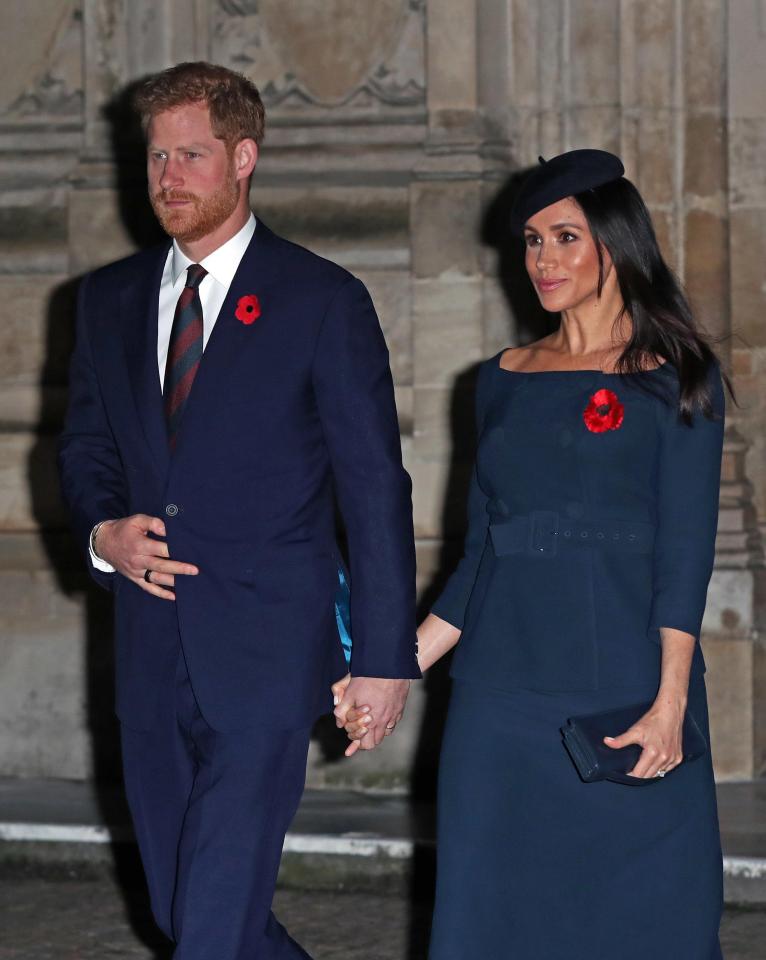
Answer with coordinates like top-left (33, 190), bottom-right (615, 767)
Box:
top-left (82, 243), bottom-right (169, 295)
top-left (258, 223), bottom-right (356, 293)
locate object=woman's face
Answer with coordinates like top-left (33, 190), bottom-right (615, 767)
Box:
top-left (523, 197), bottom-right (610, 313)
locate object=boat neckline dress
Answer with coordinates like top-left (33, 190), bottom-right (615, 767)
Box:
top-left (427, 353), bottom-right (725, 960)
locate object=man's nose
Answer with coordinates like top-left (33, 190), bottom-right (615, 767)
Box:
top-left (159, 158), bottom-right (182, 191)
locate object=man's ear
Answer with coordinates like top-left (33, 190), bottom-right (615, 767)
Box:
top-left (233, 138), bottom-right (258, 182)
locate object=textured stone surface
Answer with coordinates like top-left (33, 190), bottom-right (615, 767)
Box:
top-left (413, 278), bottom-right (483, 386)
top-left (212, 0), bottom-right (425, 113)
top-left (410, 181), bottom-right (482, 279)
top-left (356, 269), bottom-right (412, 387)
top-left (68, 186), bottom-right (147, 275)
top-left (0, 434), bottom-right (66, 530)
top-left (0, 875), bottom-right (763, 960)
top-left (704, 636), bottom-right (756, 780)
top-left (0, 0), bottom-right (764, 787)
top-left (0, 275), bottom-right (72, 385)
top-left (0, 1), bottom-right (82, 118)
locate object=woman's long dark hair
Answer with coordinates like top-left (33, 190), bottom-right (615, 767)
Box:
top-left (574, 177), bottom-right (732, 422)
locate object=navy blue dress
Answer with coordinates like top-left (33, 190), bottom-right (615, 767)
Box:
top-left (429, 355), bottom-right (725, 959)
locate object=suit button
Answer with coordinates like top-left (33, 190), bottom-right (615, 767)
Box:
top-left (165, 503), bottom-right (179, 517)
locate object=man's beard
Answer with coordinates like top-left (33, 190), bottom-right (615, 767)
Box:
top-left (150, 170), bottom-right (240, 243)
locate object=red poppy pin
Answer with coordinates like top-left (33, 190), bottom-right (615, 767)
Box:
top-left (235, 294), bottom-right (261, 325)
top-left (583, 388), bottom-right (624, 433)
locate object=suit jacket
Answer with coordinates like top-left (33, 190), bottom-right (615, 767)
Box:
top-left (59, 220), bottom-right (420, 732)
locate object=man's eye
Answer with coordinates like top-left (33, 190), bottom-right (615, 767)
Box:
top-left (185, 152), bottom-right (200, 160)
top-left (150, 152), bottom-right (166, 161)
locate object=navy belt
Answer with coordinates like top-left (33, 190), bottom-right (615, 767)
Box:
top-left (489, 511), bottom-right (655, 558)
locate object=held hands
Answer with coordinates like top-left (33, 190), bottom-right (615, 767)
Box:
top-left (332, 673), bottom-right (410, 758)
top-left (603, 696), bottom-right (686, 779)
top-left (95, 514), bottom-right (199, 601)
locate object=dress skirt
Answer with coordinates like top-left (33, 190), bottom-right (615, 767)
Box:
top-left (428, 678), bottom-right (723, 960)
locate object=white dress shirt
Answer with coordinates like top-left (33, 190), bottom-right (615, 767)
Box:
top-left (90, 213), bottom-right (257, 573)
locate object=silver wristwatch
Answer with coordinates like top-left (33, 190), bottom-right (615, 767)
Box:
top-left (90, 520), bottom-right (110, 560)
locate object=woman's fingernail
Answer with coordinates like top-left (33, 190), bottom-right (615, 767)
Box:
top-left (333, 695), bottom-right (339, 705)
top-left (360, 706), bottom-right (370, 713)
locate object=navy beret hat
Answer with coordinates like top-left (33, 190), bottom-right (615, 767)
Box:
top-left (511, 149), bottom-right (625, 232)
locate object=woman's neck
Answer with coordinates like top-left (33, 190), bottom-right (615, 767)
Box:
top-left (556, 287), bottom-right (628, 359)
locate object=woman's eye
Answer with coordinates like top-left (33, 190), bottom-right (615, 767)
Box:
top-left (560, 231), bottom-right (577, 242)
top-left (524, 235), bottom-right (541, 247)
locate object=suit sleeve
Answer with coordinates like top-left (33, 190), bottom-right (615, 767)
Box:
top-left (312, 276), bottom-right (420, 679)
top-left (58, 274), bottom-right (128, 591)
top-left (430, 360), bottom-right (493, 630)
top-left (648, 365), bottom-right (725, 639)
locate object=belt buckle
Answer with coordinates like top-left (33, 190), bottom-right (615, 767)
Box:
top-left (529, 510), bottom-right (559, 558)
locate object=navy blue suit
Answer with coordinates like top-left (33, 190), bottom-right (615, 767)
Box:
top-left (59, 221), bottom-right (419, 958)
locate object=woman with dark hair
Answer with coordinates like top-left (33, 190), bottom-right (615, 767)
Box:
top-left (336, 149), bottom-right (727, 958)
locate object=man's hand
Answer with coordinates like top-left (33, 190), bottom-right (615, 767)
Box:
top-left (333, 676), bottom-right (410, 755)
top-left (96, 514), bottom-right (198, 601)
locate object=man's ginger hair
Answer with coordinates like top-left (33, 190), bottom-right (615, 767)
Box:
top-left (133, 61), bottom-right (265, 147)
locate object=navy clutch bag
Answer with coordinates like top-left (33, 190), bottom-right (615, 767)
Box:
top-left (561, 700), bottom-right (708, 786)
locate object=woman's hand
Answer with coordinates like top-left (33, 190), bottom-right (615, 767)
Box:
top-left (331, 673), bottom-right (375, 757)
top-left (603, 698), bottom-right (686, 779)
top-left (341, 705), bottom-right (374, 757)
top-left (331, 673), bottom-right (352, 712)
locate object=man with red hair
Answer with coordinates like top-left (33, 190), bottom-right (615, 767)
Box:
top-left (59, 61), bottom-right (419, 959)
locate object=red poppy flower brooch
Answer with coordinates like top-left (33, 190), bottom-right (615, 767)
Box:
top-left (235, 294), bottom-right (261, 325)
top-left (583, 388), bottom-right (624, 433)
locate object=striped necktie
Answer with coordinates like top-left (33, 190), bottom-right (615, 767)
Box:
top-left (163, 263), bottom-right (207, 449)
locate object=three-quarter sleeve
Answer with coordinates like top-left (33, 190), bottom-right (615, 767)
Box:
top-left (648, 364), bottom-right (725, 639)
top-left (430, 359), bottom-right (494, 630)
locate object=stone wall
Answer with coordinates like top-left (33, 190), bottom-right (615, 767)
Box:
top-left (0, 0), bottom-right (763, 786)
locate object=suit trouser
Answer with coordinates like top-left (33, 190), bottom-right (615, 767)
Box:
top-left (120, 647), bottom-right (313, 960)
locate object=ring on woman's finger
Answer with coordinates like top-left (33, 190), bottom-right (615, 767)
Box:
top-left (656, 769), bottom-right (667, 778)
top-left (143, 569), bottom-right (153, 584)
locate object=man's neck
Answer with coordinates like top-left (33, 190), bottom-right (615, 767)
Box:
top-left (177, 205), bottom-right (251, 263)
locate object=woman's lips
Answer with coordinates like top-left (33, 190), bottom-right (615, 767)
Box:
top-left (536, 278), bottom-right (567, 292)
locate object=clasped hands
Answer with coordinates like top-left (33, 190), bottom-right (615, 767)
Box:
top-left (332, 675), bottom-right (410, 757)
top-left (96, 515), bottom-right (410, 754)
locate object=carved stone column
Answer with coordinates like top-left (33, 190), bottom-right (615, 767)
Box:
top-left (685, 0), bottom-right (766, 780)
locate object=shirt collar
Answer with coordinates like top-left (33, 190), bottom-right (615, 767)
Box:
top-left (170, 212), bottom-right (256, 287)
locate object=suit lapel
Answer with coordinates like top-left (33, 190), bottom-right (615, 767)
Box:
top-left (120, 243), bottom-right (172, 478)
top-left (171, 222), bottom-right (285, 447)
